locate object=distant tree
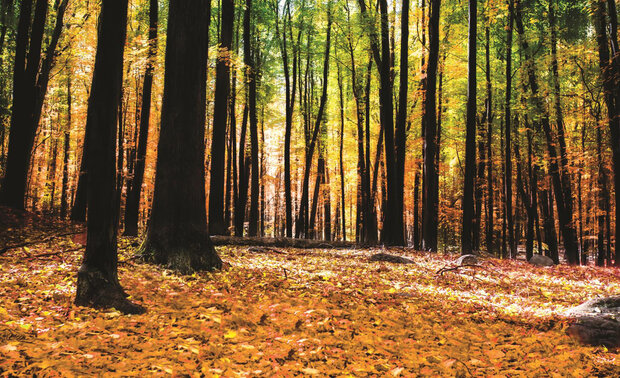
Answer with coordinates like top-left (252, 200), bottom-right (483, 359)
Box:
top-left (209, 0), bottom-right (234, 235)
top-left (74, 0), bottom-right (144, 314)
top-left (0, 0), bottom-right (69, 209)
top-left (139, 0), bottom-right (222, 273)
top-left (123, 0), bottom-right (158, 236)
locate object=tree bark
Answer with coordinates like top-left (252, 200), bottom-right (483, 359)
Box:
top-left (74, 0), bottom-right (144, 314)
top-left (139, 0), bottom-right (222, 274)
top-left (60, 72), bottom-right (72, 218)
top-left (462, 0), bottom-right (477, 255)
top-left (247, 0), bottom-right (260, 237)
top-left (209, 0), bottom-right (234, 235)
top-left (421, 0), bottom-right (441, 252)
top-left (123, 0), bottom-right (158, 236)
top-left (1, 0), bottom-right (68, 209)
top-left (504, 0), bottom-right (515, 258)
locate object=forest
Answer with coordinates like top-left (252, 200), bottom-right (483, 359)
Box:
top-left (1, 0), bottom-right (620, 375)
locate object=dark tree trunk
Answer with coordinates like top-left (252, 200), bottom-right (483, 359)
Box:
top-left (124, 0), bottom-right (158, 236)
top-left (413, 162), bottom-right (421, 250)
top-left (247, 0), bottom-right (260, 237)
top-left (504, 0), bottom-right (515, 258)
top-left (541, 188), bottom-right (559, 263)
top-left (276, 0), bottom-right (297, 238)
top-left (462, 0), bottom-right (477, 255)
top-left (593, 0), bottom-right (620, 265)
top-left (596, 110), bottom-right (611, 266)
top-left (209, 0), bottom-right (234, 235)
top-left (484, 16), bottom-right (494, 255)
top-left (60, 73), bottom-right (72, 218)
top-left (364, 57), bottom-right (377, 244)
top-left (515, 0), bottom-right (579, 264)
top-left (235, 105), bottom-right (249, 236)
top-left (421, 0), bottom-right (441, 252)
top-left (378, 0), bottom-right (401, 246)
top-left (1, 0), bottom-right (68, 209)
top-left (474, 120), bottom-right (485, 252)
top-left (394, 0), bottom-right (409, 245)
top-left (74, 0), bottom-right (144, 314)
top-left (337, 63), bottom-right (346, 241)
top-left (139, 0), bottom-right (222, 274)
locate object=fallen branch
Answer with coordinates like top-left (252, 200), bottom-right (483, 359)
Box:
top-left (27, 246), bottom-right (84, 260)
top-left (248, 246), bottom-right (286, 255)
top-left (1, 230), bottom-right (83, 256)
top-left (210, 235), bottom-right (359, 249)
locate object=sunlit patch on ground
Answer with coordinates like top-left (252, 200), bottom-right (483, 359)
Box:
top-left (1, 232), bottom-right (619, 376)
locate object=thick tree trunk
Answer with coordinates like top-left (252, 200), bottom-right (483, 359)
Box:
top-left (74, 0), bottom-right (144, 314)
top-left (484, 17), bottom-right (494, 255)
top-left (124, 0), bottom-right (157, 236)
top-left (139, 0), bottom-right (222, 274)
top-left (462, 0), bottom-right (477, 255)
top-left (421, 0), bottom-right (441, 252)
top-left (209, 0), bottom-right (234, 235)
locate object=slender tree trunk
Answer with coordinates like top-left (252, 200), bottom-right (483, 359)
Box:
top-left (295, 5), bottom-right (332, 239)
top-left (209, 0), bottom-right (234, 235)
top-left (515, 0), bottom-right (579, 264)
top-left (75, 0), bottom-right (144, 314)
top-left (235, 105), bottom-right (249, 236)
top-left (1, 0), bottom-right (68, 209)
top-left (123, 0), bottom-right (157, 236)
top-left (337, 63), bottom-right (346, 241)
top-left (421, 0), bottom-right (441, 252)
top-left (60, 72), bottom-right (72, 218)
top-left (394, 0), bottom-right (410, 245)
top-left (246, 0), bottom-right (260, 237)
top-left (462, 0), bottom-right (477, 255)
top-left (504, 0), bottom-right (515, 258)
top-left (139, 0), bottom-right (222, 274)
top-left (484, 14), bottom-right (494, 254)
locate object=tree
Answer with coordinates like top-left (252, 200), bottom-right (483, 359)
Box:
top-left (246, 0), bottom-right (260, 237)
top-left (74, 0), bottom-right (144, 314)
top-left (209, 0), bottom-right (234, 235)
top-left (139, 0), bottom-right (222, 274)
top-left (462, 0), bottom-right (477, 255)
top-left (421, 0), bottom-right (441, 252)
top-left (0, 0), bottom-right (69, 209)
top-left (504, 0), bottom-right (515, 258)
top-left (395, 0), bottom-right (409, 247)
top-left (123, 0), bottom-right (158, 236)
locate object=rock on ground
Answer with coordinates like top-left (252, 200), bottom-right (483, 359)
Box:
top-left (368, 253), bottom-right (415, 264)
top-left (456, 254), bottom-right (478, 266)
top-left (528, 254), bottom-right (554, 267)
top-left (565, 296), bottom-right (620, 348)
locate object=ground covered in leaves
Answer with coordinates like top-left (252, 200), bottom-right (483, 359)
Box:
top-left (1, 216), bottom-right (620, 376)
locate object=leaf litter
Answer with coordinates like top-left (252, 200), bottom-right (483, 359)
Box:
top-left (1, 227), bottom-right (619, 376)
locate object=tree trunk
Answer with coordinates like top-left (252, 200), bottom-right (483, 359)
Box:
top-left (462, 0), bottom-right (477, 255)
top-left (515, 0), bottom-right (579, 264)
top-left (235, 105), bottom-right (249, 236)
top-left (1, 0), bottom-right (68, 209)
top-left (337, 63), bottom-right (346, 241)
top-left (295, 5), bottom-right (332, 239)
top-left (139, 0), bottom-right (222, 274)
top-left (421, 0), bottom-right (441, 252)
top-left (209, 0), bottom-right (234, 235)
top-left (247, 0), bottom-right (260, 237)
top-left (484, 15), bottom-right (494, 255)
top-left (394, 0), bottom-right (409, 245)
top-left (74, 0), bottom-right (144, 314)
top-left (60, 72), bottom-right (71, 218)
top-left (123, 0), bottom-right (157, 236)
top-left (504, 0), bottom-right (515, 258)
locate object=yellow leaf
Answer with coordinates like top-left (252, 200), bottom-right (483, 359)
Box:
top-left (224, 330), bottom-right (237, 339)
top-left (301, 367), bottom-right (320, 375)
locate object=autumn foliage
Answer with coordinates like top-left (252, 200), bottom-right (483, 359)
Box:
top-left (1, 216), bottom-right (619, 376)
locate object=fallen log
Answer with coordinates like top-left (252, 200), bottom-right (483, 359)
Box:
top-left (210, 236), bottom-right (358, 249)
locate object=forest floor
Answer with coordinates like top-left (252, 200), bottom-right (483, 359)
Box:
top-left (1, 209), bottom-right (620, 376)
